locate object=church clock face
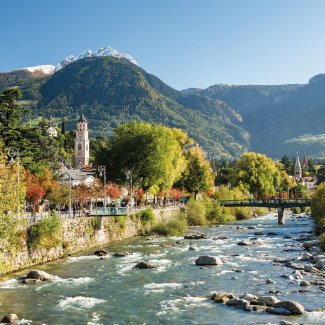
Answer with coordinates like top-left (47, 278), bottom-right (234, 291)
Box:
top-left (78, 132), bottom-right (83, 137)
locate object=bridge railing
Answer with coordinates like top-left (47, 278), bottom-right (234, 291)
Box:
top-left (89, 207), bottom-right (128, 216)
top-left (220, 199), bottom-right (311, 205)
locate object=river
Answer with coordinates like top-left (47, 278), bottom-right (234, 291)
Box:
top-left (0, 212), bottom-right (324, 324)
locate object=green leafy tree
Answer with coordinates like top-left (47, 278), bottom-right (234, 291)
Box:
top-left (0, 146), bottom-right (26, 255)
top-left (311, 183), bottom-right (325, 234)
top-left (182, 146), bottom-right (214, 198)
top-left (105, 122), bottom-right (187, 194)
top-left (233, 152), bottom-right (282, 198)
top-left (316, 165), bottom-right (325, 184)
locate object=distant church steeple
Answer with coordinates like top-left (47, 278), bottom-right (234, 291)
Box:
top-left (294, 153), bottom-right (302, 181)
top-left (74, 112), bottom-right (89, 168)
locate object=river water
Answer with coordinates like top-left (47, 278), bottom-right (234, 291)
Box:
top-left (1, 213), bottom-right (325, 325)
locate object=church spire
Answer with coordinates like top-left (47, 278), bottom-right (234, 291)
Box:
top-left (294, 152), bottom-right (302, 181)
top-left (78, 111), bottom-right (87, 122)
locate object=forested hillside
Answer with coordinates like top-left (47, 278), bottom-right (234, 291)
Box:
top-left (0, 57), bottom-right (250, 158)
top-left (184, 77), bottom-right (325, 158)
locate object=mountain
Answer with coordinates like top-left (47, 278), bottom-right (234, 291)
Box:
top-left (183, 79), bottom-right (325, 159)
top-left (55, 46), bottom-right (138, 71)
top-left (0, 56), bottom-right (249, 158)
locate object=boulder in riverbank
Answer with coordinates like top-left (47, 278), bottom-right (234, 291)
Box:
top-left (23, 270), bottom-right (53, 282)
top-left (1, 314), bottom-right (18, 324)
top-left (94, 249), bottom-right (108, 256)
top-left (195, 256), bottom-right (223, 266)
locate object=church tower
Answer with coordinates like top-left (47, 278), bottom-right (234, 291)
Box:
top-left (74, 112), bottom-right (89, 168)
top-left (294, 153), bottom-right (302, 181)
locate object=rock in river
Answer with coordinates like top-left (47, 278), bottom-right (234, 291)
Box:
top-left (135, 262), bottom-right (157, 269)
top-left (195, 256), bottom-right (223, 266)
top-left (113, 252), bottom-right (129, 257)
top-left (274, 301), bottom-right (304, 314)
top-left (23, 270), bottom-right (53, 282)
top-left (94, 249), bottom-right (108, 256)
top-left (237, 240), bottom-right (253, 246)
top-left (184, 233), bottom-right (207, 240)
top-left (300, 280), bottom-right (311, 286)
top-left (257, 296), bottom-right (280, 307)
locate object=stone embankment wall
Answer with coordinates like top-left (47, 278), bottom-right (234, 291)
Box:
top-left (1, 207), bottom-right (178, 276)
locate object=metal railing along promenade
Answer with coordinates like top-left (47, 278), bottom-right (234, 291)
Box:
top-left (220, 198), bottom-right (311, 208)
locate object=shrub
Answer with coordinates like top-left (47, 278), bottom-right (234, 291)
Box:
top-left (311, 183), bottom-right (325, 234)
top-left (292, 207), bottom-right (301, 214)
top-left (320, 233), bottom-right (325, 252)
top-left (139, 207), bottom-right (156, 224)
top-left (235, 207), bottom-right (252, 220)
top-left (186, 200), bottom-right (207, 226)
top-left (151, 213), bottom-right (188, 236)
top-left (28, 213), bottom-right (62, 249)
top-left (205, 199), bottom-right (233, 223)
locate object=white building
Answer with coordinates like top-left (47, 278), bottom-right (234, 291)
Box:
top-left (47, 126), bottom-right (57, 138)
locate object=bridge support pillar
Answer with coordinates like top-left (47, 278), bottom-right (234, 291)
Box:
top-left (277, 207), bottom-right (285, 225)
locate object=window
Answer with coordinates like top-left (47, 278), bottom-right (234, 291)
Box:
top-left (86, 144), bottom-right (88, 151)
top-left (78, 143), bottom-right (82, 151)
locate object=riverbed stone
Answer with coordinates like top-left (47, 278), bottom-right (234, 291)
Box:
top-left (195, 256), bottom-right (223, 266)
top-left (188, 245), bottom-right (196, 251)
top-left (113, 252), bottom-right (129, 257)
top-left (226, 298), bottom-right (249, 309)
top-left (254, 231), bottom-right (265, 236)
top-left (239, 293), bottom-right (258, 301)
top-left (245, 304), bottom-right (267, 312)
top-left (274, 301), bottom-right (304, 314)
top-left (1, 314), bottom-right (19, 324)
top-left (266, 278), bottom-right (276, 284)
top-left (248, 226), bottom-right (256, 230)
top-left (24, 270), bottom-right (53, 281)
top-left (266, 307), bottom-right (292, 315)
top-left (135, 262), bottom-right (157, 269)
top-left (184, 233), bottom-right (207, 240)
top-left (293, 270), bottom-right (303, 279)
top-left (94, 249), bottom-right (108, 256)
top-left (267, 232), bottom-right (278, 236)
top-left (299, 280), bottom-right (311, 286)
top-left (211, 292), bottom-right (234, 303)
top-left (237, 240), bottom-right (253, 246)
top-left (315, 259), bottom-right (325, 270)
top-left (253, 238), bottom-right (264, 245)
top-left (257, 296), bottom-right (280, 307)
top-left (303, 240), bottom-right (320, 249)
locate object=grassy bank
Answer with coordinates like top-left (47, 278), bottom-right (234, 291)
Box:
top-left (149, 185), bottom-right (268, 236)
top-left (311, 183), bottom-right (325, 251)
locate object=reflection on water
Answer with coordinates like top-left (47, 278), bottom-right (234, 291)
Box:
top-left (1, 213), bottom-right (325, 324)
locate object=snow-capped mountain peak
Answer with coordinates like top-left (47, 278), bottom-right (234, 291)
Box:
top-left (19, 65), bottom-right (56, 75)
top-left (55, 46), bottom-right (138, 71)
top-left (13, 46), bottom-right (138, 75)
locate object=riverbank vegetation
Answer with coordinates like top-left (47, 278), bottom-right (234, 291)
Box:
top-left (311, 183), bottom-right (325, 250)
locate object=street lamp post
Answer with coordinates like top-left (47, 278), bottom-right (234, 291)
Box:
top-left (98, 165), bottom-right (107, 214)
top-left (125, 169), bottom-right (133, 211)
top-left (62, 161), bottom-right (73, 217)
top-left (8, 147), bottom-right (20, 219)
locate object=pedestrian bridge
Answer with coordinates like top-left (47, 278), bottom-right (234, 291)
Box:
top-left (219, 199), bottom-right (311, 225)
top-left (219, 199), bottom-right (311, 209)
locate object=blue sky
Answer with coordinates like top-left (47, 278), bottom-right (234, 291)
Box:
top-left (1, 0), bottom-right (325, 90)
